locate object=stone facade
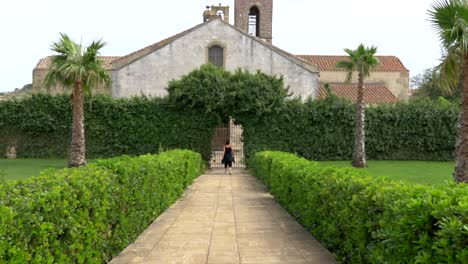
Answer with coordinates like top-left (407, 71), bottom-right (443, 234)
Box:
top-left (235, 0), bottom-right (273, 43)
top-left (210, 4), bottom-right (230, 23)
top-left (297, 55), bottom-right (410, 101)
top-left (319, 71), bottom-right (409, 101)
top-left (32, 0), bottom-right (409, 103)
top-left (111, 19), bottom-right (318, 99)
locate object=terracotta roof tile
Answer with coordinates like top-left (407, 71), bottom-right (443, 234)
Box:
top-left (318, 83), bottom-right (398, 104)
top-left (297, 55), bottom-right (408, 72)
top-left (34, 56), bottom-right (120, 70)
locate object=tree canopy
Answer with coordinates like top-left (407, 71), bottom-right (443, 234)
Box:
top-left (167, 64), bottom-right (290, 123)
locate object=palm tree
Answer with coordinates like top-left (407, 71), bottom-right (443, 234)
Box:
top-left (337, 44), bottom-right (379, 168)
top-left (429, 0), bottom-right (468, 183)
top-left (45, 33), bottom-right (110, 167)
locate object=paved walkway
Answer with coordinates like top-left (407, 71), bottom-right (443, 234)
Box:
top-left (110, 169), bottom-right (336, 264)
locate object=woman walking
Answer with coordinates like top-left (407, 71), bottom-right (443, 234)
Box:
top-left (222, 140), bottom-right (234, 175)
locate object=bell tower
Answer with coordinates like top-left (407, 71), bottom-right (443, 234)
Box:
top-left (235, 0), bottom-right (273, 43)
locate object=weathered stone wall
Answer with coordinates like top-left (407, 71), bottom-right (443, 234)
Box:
top-left (32, 69), bottom-right (112, 95)
top-left (235, 0), bottom-right (273, 43)
top-left (319, 71), bottom-right (410, 101)
top-left (112, 20), bottom-right (318, 99)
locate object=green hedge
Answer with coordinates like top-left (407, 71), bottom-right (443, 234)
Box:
top-left (0, 149), bottom-right (202, 263)
top-left (0, 94), bottom-right (217, 160)
top-left (252, 151), bottom-right (468, 263)
top-left (0, 95), bottom-right (459, 163)
top-left (242, 98), bottom-right (458, 162)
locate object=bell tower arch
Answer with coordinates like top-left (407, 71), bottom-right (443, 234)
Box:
top-left (234, 0), bottom-right (273, 43)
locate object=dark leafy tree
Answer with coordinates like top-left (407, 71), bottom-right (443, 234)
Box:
top-left (411, 67), bottom-right (461, 101)
top-left (167, 64), bottom-right (289, 124)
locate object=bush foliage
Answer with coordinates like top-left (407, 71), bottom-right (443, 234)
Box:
top-left (167, 64), bottom-right (289, 123)
top-left (0, 150), bottom-right (202, 263)
top-left (0, 66), bottom-right (459, 163)
top-left (0, 94), bottom-right (217, 160)
top-left (243, 97), bottom-right (458, 162)
top-left (252, 151), bottom-right (468, 264)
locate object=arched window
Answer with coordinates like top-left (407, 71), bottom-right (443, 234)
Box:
top-left (208, 45), bottom-right (224, 68)
top-left (248, 6), bottom-right (260, 37)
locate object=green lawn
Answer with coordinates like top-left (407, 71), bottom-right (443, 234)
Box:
top-left (320, 160), bottom-right (455, 185)
top-left (0, 159), bottom-right (456, 185)
top-left (0, 159), bottom-right (67, 181)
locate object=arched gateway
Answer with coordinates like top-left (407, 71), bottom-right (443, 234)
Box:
top-left (210, 120), bottom-right (245, 168)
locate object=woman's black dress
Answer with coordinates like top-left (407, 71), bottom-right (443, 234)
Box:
top-left (222, 146), bottom-right (234, 168)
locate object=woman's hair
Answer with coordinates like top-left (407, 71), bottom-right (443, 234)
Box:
top-left (225, 139), bottom-right (230, 145)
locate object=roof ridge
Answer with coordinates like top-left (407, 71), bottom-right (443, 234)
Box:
top-left (215, 19), bottom-right (318, 73)
top-left (110, 19), bottom-right (318, 73)
top-left (34, 56), bottom-right (121, 70)
top-left (297, 54), bottom-right (408, 72)
top-left (110, 21), bottom-right (214, 70)
top-left (318, 83), bottom-right (398, 104)
top-left (111, 21), bottom-right (207, 70)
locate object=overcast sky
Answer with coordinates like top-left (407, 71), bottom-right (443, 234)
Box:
top-left (0, 0), bottom-right (441, 92)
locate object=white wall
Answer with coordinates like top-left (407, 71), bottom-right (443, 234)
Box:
top-left (112, 20), bottom-right (319, 99)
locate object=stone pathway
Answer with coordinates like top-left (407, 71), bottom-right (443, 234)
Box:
top-left (110, 169), bottom-right (336, 264)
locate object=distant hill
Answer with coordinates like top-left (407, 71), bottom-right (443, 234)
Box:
top-left (0, 84), bottom-right (32, 100)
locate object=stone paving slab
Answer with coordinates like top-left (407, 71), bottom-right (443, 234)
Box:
top-left (110, 169), bottom-right (336, 264)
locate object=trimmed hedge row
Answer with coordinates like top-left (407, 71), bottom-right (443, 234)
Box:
top-left (0, 95), bottom-right (459, 163)
top-left (0, 94), bottom-right (217, 160)
top-left (0, 149), bottom-right (202, 263)
top-left (252, 151), bottom-right (468, 263)
top-left (242, 98), bottom-right (458, 162)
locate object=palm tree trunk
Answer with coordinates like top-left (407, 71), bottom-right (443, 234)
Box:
top-left (352, 73), bottom-right (367, 168)
top-left (68, 81), bottom-right (86, 167)
top-left (454, 54), bottom-right (468, 183)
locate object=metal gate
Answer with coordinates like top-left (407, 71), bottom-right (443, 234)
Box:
top-left (210, 120), bottom-right (245, 168)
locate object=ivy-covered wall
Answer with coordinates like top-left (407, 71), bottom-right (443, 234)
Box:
top-left (242, 97), bottom-right (459, 162)
top-left (0, 94), bottom-right (218, 160)
top-left (0, 94), bottom-right (459, 162)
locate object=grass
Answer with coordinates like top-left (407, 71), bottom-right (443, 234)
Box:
top-left (320, 160), bottom-right (455, 185)
top-left (0, 159), bottom-right (67, 181)
top-left (0, 159), bottom-right (456, 185)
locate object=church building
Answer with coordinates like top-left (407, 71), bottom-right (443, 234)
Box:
top-left (32, 0), bottom-right (409, 103)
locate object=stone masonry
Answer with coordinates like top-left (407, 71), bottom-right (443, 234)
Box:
top-left (111, 19), bottom-right (318, 99)
top-left (110, 169), bottom-right (337, 264)
top-left (235, 0), bottom-right (273, 43)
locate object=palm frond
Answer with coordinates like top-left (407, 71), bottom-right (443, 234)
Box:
top-left (336, 44), bottom-right (379, 83)
top-left (437, 44), bottom-right (462, 92)
top-left (429, 0), bottom-right (468, 92)
top-left (429, 0), bottom-right (468, 50)
top-left (44, 33), bottom-right (111, 93)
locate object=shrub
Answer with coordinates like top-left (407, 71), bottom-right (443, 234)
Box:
top-left (0, 94), bottom-right (217, 160)
top-left (0, 150), bottom-right (202, 263)
top-left (167, 64), bottom-right (289, 123)
top-left (0, 84), bottom-right (459, 164)
top-left (243, 98), bottom-right (458, 163)
top-left (252, 151), bottom-right (468, 263)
